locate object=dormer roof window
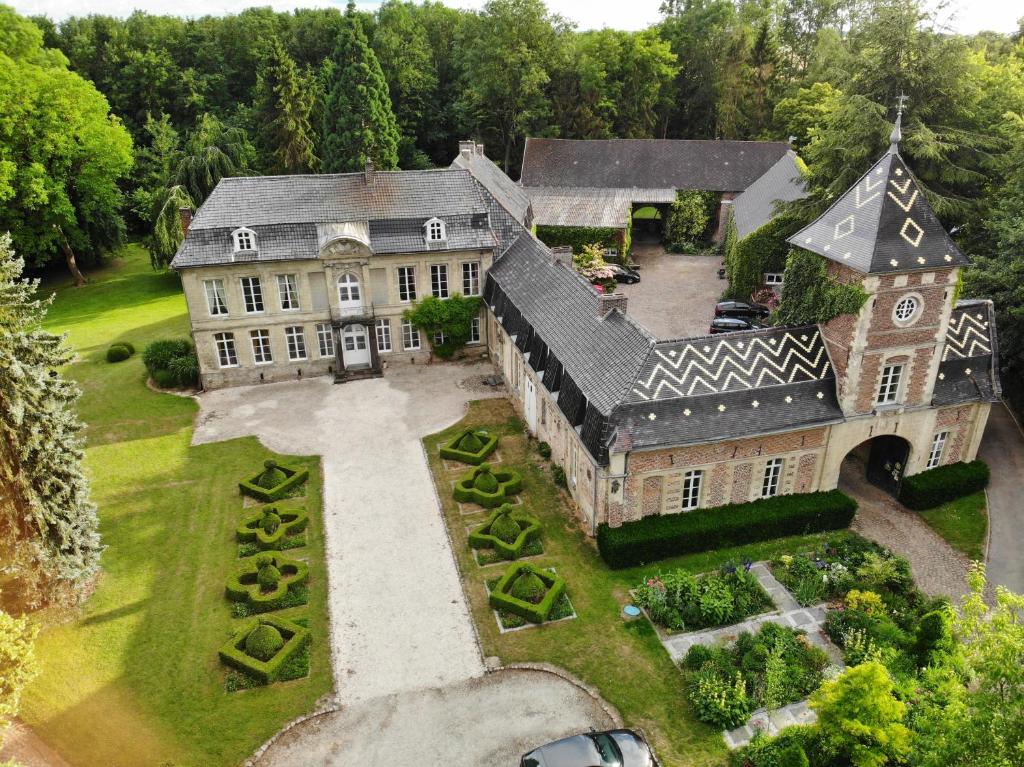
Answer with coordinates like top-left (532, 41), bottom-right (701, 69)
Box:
top-left (232, 227), bottom-right (257, 252)
top-left (424, 217), bottom-right (446, 243)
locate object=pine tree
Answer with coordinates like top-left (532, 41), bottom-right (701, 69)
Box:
top-left (253, 38), bottom-right (318, 175)
top-left (321, 4), bottom-right (400, 173)
top-left (0, 234), bottom-right (102, 610)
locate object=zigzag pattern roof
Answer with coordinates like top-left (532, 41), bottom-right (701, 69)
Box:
top-left (627, 325), bottom-right (832, 403)
top-left (942, 303), bottom-right (994, 361)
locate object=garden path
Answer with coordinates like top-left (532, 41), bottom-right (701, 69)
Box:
top-left (979, 402), bottom-right (1024, 594)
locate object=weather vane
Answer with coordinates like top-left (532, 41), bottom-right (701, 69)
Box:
top-left (890, 92), bottom-right (907, 152)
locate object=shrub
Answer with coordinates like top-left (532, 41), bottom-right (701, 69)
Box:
top-left (225, 551), bottom-right (309, 609)
top-left (473, 465), bottom-right (500, 493)
top-left (152, 368), bottom-right (177, 388)
top-left (404, 294), bottom-right (482, 358)
top-left (699, 577), bottom-right (734, 625)
top-left (239, 462), bottom-right (310, 502)
top-left (261, 510), bottom-right (281, 534)
top-left (489, 510), bottom-right (522, 544)
top-left (439, 428), bottom-right (498, 465)
top-left (846, 589), bottom-right (885, 617)
top-left (488, 563), bottom-right (566, 623)
top-left (143, 338), bottom-right (193, 372)
top-left (731, 730), bottom-right (813, 767)
top-left (598, 490), bottom-right (857, 568)
top-left (510, 570), bottom-right (547, 603)
top-left (245, 624), bottom-right (285, 661)
top-left (468, 506), bottom-right (542, 560)
top-left (453, 464), bottom-right (522, 508)
top-left (683, 643), bottom-right (716, 671)
top-left (636, 566), bottom-right (772, 632)
top-left (552, 465), bottom-right (567, 488)
top-left (899, 460), bottom-right (990, 510)
top-left (168, 352), bottom-right (199, 387)
top-left (219, 615), bottom-right (311, 684)
top-left (236, 506), bottom-right (310, 550)
top-left (689, 670), bottom-right (752, 729)
top-left (535, 225), bottom-right (622, 256)
top-left (537, 441), bottom-right (552, 459)
top-left (120, 341), bottom-right (135, 354)
top-left (106, 344), bottom-right (131, 363)
top-left (257, 460), bottom-right (288, 490)
top-left (257, 563), bottom-right (281, 590)
top-left (664, 190), bottom-right (716, 251)
top-left (913, 609), bottom-right (954, 666)
top-left (460, 432), bottom-right (484, 453)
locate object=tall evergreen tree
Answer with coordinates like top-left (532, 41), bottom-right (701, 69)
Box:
top-left (252, 38), bottom-right (318, 175)
top-left (0, 234), bottom-right (102, 611)
top-left (321, 4), bottom-right (400, 173)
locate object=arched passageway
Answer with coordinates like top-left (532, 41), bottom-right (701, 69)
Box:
top-left (839, 435), bottom-right (913, 496)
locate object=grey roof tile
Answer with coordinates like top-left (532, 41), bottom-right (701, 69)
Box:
top-left (732, 152), bottom-right (807, 239)
top-left (526, 187), bottom-right (675, 228)
top-left (933, 300), bottom-right (1001, 405)
top-left (451, 146), bottom-right (532, 224)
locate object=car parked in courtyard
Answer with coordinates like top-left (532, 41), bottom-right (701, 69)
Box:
top-left (520, 728), bottom-right (657, 767)
top-left (709, 316), bottom-right (764, 334)
top-left (714, 300), bottom-right (770, 320)
top-left (607, 263), bottom-right (641, 284)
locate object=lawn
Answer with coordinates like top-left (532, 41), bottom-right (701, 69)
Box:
top-left (918, 491), bottom-right (988, 561)
top-left (20, 245), bottom-right (332, 767)
top-left (425, 399), bottom-right (853, 767)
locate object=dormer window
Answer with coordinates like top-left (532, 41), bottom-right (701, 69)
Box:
top-left (424, 218), bottom-right (446, 242)
top-left (232, 227), bottom-right (257, 252)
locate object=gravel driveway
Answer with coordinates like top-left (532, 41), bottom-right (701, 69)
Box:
top-left (979, 402), bottom-right (1024, 593)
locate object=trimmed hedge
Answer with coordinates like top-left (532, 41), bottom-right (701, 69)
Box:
top-left (225, 552), bottom-right (309, 608)
top-left (106, 343), bottom-right (132, 363)
top-left (239, 463), bottom-right (309, 502)
top-left (535, 225), bottom-right (625, 257)
top-left (453, 463), bottom-right (523, 508)
top-left (899, 460), bottom-right (990, 510)
top-left (218, 614), bottom-right (311, 684)
top-left (236, 506), bottom-right (310, 550)
top-left (724, 215), bottom-right (801, 301)
top-left (488, 563), bottom-right (567, 624)
top-left (468, 505), bottom-right (542, 560)
top-left (440, 427), bottom-right (499, 465)
top-left (597, 490), bottom-right (857, 569)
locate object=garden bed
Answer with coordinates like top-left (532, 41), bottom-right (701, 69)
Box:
top-left (485, 572), bottom-right (575, 631)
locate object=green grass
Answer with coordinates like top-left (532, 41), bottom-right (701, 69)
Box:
top-left (918, 491), bottom-right (988, 561)
top-left (21, 244), bottom-right (332, 767)
top-left (425, 399), bottom-right (853, 767)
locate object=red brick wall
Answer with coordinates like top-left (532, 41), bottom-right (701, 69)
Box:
top-left (730, 463), bottom-right (752, 504)
top-left (796, 453), bottom-right (818, 492)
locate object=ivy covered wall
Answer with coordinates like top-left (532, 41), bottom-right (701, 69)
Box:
top-left (723, 215), bottom-right (803, 301)
top-left (535, 224), bottom-right (630, 258)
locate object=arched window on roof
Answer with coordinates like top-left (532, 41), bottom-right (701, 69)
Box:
top-left (232, 227), bottom-right (257, 252)
top-left (424, 217), bottom-right (446, 242)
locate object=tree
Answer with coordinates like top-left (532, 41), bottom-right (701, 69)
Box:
top-left (773, 81), bottom-right (843, 149)
top-left (0, 234), bottom-right (102, 610)
top-left (0, 5), bottom-right (133, 284)
top-left (321, 3), bottom-right (400, 173)
top-left (174, 112), bottom-right (256, 205)
top-left (149, 185), bottom-right (195, 269)
top-left (252, 38), bottom-right (318, 175)
top-left (128, 112), bottom-right (182, 231)
top-left (810, 661), bottom-right (911, 767)
top-left (0, 606), bottom-right (38, 732)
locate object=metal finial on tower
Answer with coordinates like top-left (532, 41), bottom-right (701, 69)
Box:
top-left (889, 92), bottom-right (907, 152)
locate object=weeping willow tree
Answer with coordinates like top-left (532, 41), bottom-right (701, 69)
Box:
top-left (174, 113), bottom-right (256, 205)
top-left (148, 185), bottom-right (195, 269)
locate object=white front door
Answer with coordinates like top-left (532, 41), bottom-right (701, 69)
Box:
top-left (342, 324), bottom-right (371, 367)
top-left (337, 273), bottom-right (362, 316)
top-left (524, 376), bottom-right (537, 433)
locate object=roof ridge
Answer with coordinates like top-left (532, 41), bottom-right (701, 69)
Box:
top-left (217, 167), bottom-right (468, 183)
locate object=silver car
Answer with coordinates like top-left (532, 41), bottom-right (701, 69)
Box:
top-left (520, 728), bottom-right (657, 767)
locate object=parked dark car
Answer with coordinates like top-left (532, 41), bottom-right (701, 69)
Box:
top-left (714, 300), bottom-right (770, 320)
top-left (709, 316), bottom-right (764, 334)
top-left (520, 728), bottom-right (657, 767)
top-left (607, 263), bottom-right (641, 284)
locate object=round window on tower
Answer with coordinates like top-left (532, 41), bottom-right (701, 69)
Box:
top-left (892, 293), bottom-right (923, 326)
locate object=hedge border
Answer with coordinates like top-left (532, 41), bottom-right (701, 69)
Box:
top-left (239, 464), bottom-right (310, 502)
top-left (488, 563), bottom-right (566, 624)
top-left (453, 465), bottom-right (523, 508)
top-left (899, 460), bottom-right (990, 510)
top-left (225, 552), bottom-right (309, 605)
top-left (218, 614), bottom-right (311, 684)
top-left (468, 506), bottom-right (542, 560)
top-left (439, 428), bottom-right (499, 465)
top-left (236, 506), bottom-right (310, 550)
top-left (597, 490), bottom-right (857, 569)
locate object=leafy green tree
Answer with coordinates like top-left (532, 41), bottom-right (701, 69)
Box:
top-left (252, 38), bottom-right (318, 175)
top-left (128, 112), bottom-right (182, 231)
top-left (548, 31), bottom-right (617, 140)
top-left (664, 191), bottom-right (715, 251)
top-left (149, 185), bottom-right (195, 270)
top-left (773, 81), bottom-right (843, 149)
top-left (174, 112), bottom-right (255, 205)
top-left (604, 29), bottom-right (678, 138)
top-left (0, 234), bottom-right (102, 610)
top-left (404, 294), bottom-right (482, 359)
top-left (776, 248), bottom-right (868, 325)
top-left (321, 3), bottom-right (400, 173)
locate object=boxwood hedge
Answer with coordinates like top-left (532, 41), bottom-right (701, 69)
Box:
top-left (597, 490), bottom-right (857, 569)
top-left (488, 563), bottom-right (567, 624)
top-left (468, 506), bottom-right (542, 560)
top-left (239, 463), bottom-right (309, 502)
top-left (236, 506), bottom-right (309, 550)
top-left (218, 614), bottom-right (311, 685)
top-left (899, 460), bottom-right (989, 510)
top-left (440, 427), bottom-right (499, 465)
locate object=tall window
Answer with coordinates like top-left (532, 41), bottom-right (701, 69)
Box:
top-left (214, 332), bottom-right (237, 367)
top-left (927, 432), bottom-right (948, 469)
top-left (316, 323), bottom-right (334, 358)
top-left (682, 470), bottom-right (703, 511)
top-left (284, 326), bottom-right (307, 360)
top-left (762, 458), bottom-right (784, 498)
top-left (250, 329), bottom-right (272, 364)
top-left (277, 274), bottom-right (299, 310)
top-left (431, 264), bottom-right (449, 298)
top-left (401, 319), bottom-right (420, 350)
top-left (337, 273), bottom-right (360, 303)
top-left (398, 267), bottom-right (417, 302)
top-left (204, 279), bottom-right (228, 316)
top-left (425, 218), bottom-right (445, 241)
top-left (876, 364), bottom-right (904, 404)
top-left (241, 276), bottom-right (264, 313)
top-left (375, 318), bottom-right (392, 353)
top-left (462, 262), bottom-right (481, 296)
top-left (469, 316), bottom-right (481, 344)
top-left (433, 329), bottom-right (448, 345)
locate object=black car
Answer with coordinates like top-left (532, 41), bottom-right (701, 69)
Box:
top-left (709, 316), bottom-right (763, 334)
top-left (714, 300), bottom-right (769, 320)
top-left (608, 263), bottom-right (641, 284)
top-left (520, 728), bottom-right (656, 767)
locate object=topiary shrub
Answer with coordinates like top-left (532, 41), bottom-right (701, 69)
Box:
top-left (459, 432), bottom-right (484, 453)
top-left (219, 614), bottom-right (310, 684)
top-left (225, 551), bottom-right (309, 610)
top-left (489, 510), bottom-right (522, 544)
top-left (257, 563), bottom-right (282, 591)
top-left (245, 623), bottom-right (285, 661)
top-left (106, 344), bottom-right (131, 363)
top-left (240, 461), bottom-right (310, 502)
top-left (120, 341), bottom-right (136, 355)
top-left (488, 563), bottom-right (566, 623)
top-left (913, 608), bottom-right (954, 666)
top-left (453, 464), bottom-right (523, 508)
top-left (899, 460), bottom-right (990, 510)
top-left (537, 441), bottom-right (552, 459)
top-left (258, 460), bottom-right (288, 490)
top-left (473, 465), bottom-right (500, 493)
top-left (468, 505), bottom-right (542, 560)
top-left (261, 510), bottom-right (282, 534)
top-left (510, 570), bottom-right (547, 603)
top-left (440, 428), bottom-right (498, 465)
top-left (237, 506), bottom-right (310, 550)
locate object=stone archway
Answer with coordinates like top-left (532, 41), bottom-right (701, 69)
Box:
top-left (840, 435), bottom-right (913, 496)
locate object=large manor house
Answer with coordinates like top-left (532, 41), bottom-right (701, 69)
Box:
top-left (171, 131), bottom-right (1000, 533)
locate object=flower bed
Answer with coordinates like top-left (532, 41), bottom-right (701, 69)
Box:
top-left (633, 562), bottom-right (774, 633)
top-left (682, 623), bottom-right (830, 729)
top-left (468, 505), bottom-right (542, 561)
top-left (239, 459), bottom-right (309, 502)
top-left (440, 427), bottom-right (499, 465)
top-left (453, 463), bottom-right (523, 508)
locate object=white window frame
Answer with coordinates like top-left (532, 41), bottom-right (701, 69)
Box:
top-left (764, 273), bottom-right (784, 286)
top-left (214, 332), bottom-right (237, 368)
top-left (762, 458), bottom-right (784, 498)
top-left (375, 318), bottom-right (392, 353)
top-left (430, 264), bottom-right (449, 299)
top-left (204, 279), bottom-right (228, 316)
top-left (398, 266), bottom-right (417, 303)
top-left (232, 227), bottom-right (256, 252)
top-left (927, 431), bottom-right (948, 469)
top-left (892, 293), bottom-right (923, 327)
top-left (277, 274), bottom-right (300, 311)
top-left (337, 272), bottom-right (361, 303)
top-left (876, 363), bottom-right (904, 404)
top-left (424, 217), bottom-right (446, 242)
top-left (469, 316), bottom-right (481, 344)
top-left (682, 469), bottom-right (704, 511)
top-left (433, 329), bottom-right (448, 346)
top-left (284, 326), bottom-right (307, 361)
top-left (462, 261), bottom-right (481, 296)
top-left (250, 329), bottom-right (272, 364)
top-left (240, 276), bottom-right (264, 314)
top-left (401, 319), bottom-right (421, 350)
top-left (316, 323), bottom-right (335, 358)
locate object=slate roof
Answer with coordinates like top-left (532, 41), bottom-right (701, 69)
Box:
top-left (526, 187), bottom-right (676, 229)
top-left (520, 138), bottom-right (793, 192)
top-left (787, 150), bottom-right (970, 274)
top-left (933, 300), bottom-right (1001, 406)
top-left (732, 152), bottom-right (807, 239)
top-left (450, 145), bottom-right (533, 225)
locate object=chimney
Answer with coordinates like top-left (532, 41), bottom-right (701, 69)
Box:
top-left (475, 142), bottom-right (485, 156)
top-left (459, 140), bottom-right (475, 160)
top-left (550, 245), bottom-right (573, 268)
top-left (179, 207), bottom-right (194, 236)
top-left (364, 159), bottom-right (375, 185)
top-left (597, 292), bottom-right (628, 317)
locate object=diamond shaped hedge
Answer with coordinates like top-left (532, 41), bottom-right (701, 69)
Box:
top-left (440, 428), bottom-right (498, 465)
top-left (237, 505), bottom-right (309, 550)
top-left (225, 552), bottom-right (309, 613)
top-left (488, 562), bottom-right (566, 624)
top-left (453, 463), bottom-right (522, 508)
top-left (469, 504), bottom-right (541, 560)
top-left (219, 614), bottom-right (310, 684)
top-left (239, 459), bottom-right (309, 502)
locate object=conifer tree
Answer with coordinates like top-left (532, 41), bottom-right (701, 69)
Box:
top-left (0, 234), bottom-right (102, 610)
top-left (321, 4), bottom-right (400, 173)
top-left (253, 38), bottom-right (318, 175)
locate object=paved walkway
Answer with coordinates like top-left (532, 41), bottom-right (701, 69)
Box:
top-left (979, 402), bottom-right (1024, 594)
